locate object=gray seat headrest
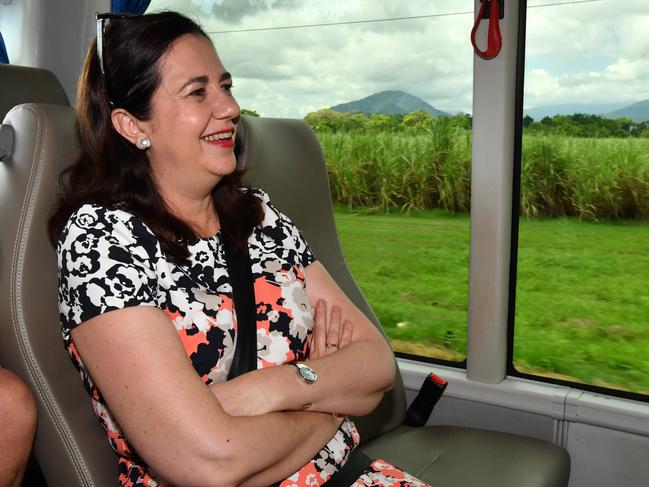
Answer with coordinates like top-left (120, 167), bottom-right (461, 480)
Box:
top-left (0, 64), bottom-right (70, 120)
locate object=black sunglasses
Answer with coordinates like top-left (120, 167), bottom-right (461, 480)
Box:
top-left (96, 12), bottom-right (135, 107)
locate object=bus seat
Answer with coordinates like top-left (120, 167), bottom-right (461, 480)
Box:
top-left (238, 115), bottom-right (571, 487)
top-left (0, 103), bottom-right (117, 486)
top-left (237, 115), bottom-right (408, 441)
top-left (0, 65), bottom-right (70, 120)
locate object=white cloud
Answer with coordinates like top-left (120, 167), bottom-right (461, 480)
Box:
top-left (149, 0), bottom-right (649, 117)
top-left (523, 1), bottom-right (649, 108)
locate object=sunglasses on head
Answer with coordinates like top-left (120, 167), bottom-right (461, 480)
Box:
top-left (95, 12), bottom-right (135, 107)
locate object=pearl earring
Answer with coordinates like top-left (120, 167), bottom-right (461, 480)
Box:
top-left (138, 137), bottom-right (151, 149)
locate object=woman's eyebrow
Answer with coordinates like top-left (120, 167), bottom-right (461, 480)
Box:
top-left (178, 75), bottom-right (208, 93)
top-left (178, 72), bottom-right (232, 93)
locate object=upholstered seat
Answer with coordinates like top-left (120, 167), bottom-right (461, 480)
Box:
top-left (0, 103), bottom-right (116, 486)
top-left (0, 102), bottom-right (569, 486)
top-left (0, 64), bottom-right (69, 119)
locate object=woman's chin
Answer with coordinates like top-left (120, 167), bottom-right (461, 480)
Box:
top-left (207, 157), bottom-right (238, 179)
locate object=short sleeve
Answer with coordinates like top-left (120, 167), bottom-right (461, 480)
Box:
top-left (251, 188), bottom-right (317, 268)
top-left (57, 205), bottom-right (162, 332)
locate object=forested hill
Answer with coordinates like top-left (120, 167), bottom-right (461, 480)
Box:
top-left (330, 90), bottom-right (448, 116)
top-left (605, 100), bottom-right (649, 122)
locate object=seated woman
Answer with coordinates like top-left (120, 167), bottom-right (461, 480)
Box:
top-left (47, 11), bottom-right (429, 487)
top-left (0, 368), bottom-right (37, 487)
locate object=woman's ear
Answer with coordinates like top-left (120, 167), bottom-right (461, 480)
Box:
top-left (111, 109), bottom-right (151, 149)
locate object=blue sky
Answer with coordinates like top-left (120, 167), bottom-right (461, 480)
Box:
top-left (148, 0), bottom-right (648, 118)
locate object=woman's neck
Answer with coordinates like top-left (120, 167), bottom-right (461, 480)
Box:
top-left (162, 190), bottom-right (220, 238)
top-left (153, 168), bottom-right (222, 237)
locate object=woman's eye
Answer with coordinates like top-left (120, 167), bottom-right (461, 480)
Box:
top-left (222, 83), bottom-right (234, 94)
top-left (190, 88), bottom-right (206, 96)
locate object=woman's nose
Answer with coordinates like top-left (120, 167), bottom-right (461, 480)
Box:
top-left (214, 93), bottom-right (240, 120)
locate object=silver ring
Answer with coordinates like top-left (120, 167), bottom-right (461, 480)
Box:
top-left (326, 342), bottom-right (338, 349)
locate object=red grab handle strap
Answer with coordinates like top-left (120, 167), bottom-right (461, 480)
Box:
top-left (471, 0), bottom-right (502, 60)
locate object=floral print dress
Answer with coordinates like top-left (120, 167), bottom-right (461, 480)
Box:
top-left (57, 188), bottom-right (429, 487)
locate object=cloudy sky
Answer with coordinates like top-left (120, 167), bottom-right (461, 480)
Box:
top-left (147, 0), bottom-right (649, 118)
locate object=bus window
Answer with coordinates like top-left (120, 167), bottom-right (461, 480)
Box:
top-left (147, 0), bottom-right (474, 364)
top-left (513, 1), bottom-right (649, 397)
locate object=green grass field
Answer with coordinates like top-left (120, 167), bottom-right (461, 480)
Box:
top-left (333, 207), bottom-right (649, 395)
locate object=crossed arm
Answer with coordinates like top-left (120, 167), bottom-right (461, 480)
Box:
top-left (70, 260), bottom-right (395, 486)
top-left (211, 261), bottom-right (396, 418)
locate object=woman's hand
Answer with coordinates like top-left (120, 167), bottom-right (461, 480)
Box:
top-left (307, 300), bottom-right (353, 360)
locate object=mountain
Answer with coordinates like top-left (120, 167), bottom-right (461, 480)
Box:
top-left (523, 103), bottom-right (626, 120)
top-left (330, 90), bottom-right (448, 117)
top-left (605, 100), bottom-right (649, 122)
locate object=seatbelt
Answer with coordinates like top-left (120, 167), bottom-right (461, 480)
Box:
top-left (321, 449), bottom-right (373, 487)
top-left (268, 448), bottom-right (373, 487)
top-left (223, 234), bottom-right (258, 380)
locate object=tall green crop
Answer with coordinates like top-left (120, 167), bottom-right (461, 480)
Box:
top-left (317, 127), bottom-right (649, 220)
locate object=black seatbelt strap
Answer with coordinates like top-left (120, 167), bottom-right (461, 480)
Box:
top-left (322, 448), bottom-right (373, 487)
top-left (223, 235), bottom-right (257, 380)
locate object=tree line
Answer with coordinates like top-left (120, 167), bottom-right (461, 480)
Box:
top-left (523, 113), bottom-right (649, 138)
top-left (289, 108), bottom-right (649, 138)
top-left (303, 109), bottom-right (471, 133)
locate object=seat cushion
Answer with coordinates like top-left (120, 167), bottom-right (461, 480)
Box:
top-left (361, 425), bottom-right (570, 487)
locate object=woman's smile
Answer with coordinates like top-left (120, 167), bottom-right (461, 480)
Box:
top-left (200, 128), bottom-right (235, 148)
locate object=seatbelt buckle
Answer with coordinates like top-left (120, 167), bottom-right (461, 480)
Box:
top-left (403, 372), bottom-right (448, 427)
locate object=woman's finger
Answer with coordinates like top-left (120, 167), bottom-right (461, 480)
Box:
top-left (325, 305), bottom-right (342, 355)
top-left (340, 319), bottom-right (353, 349)
top-left (311, 299), bottom-right (327, 360)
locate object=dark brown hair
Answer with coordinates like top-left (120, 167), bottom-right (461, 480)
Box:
top-left (47, 11), bottom-right (262, 264)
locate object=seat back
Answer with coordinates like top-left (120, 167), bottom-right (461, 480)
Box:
top-left (0, 103), bottom-right (116, 486)
top-left (237, 115), bottom-right (407, 442)
top-left (0, 65), bottom-right (69, 119)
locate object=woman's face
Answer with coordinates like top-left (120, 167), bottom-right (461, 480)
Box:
top-left (143, 34), bottom-right (240, 198)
